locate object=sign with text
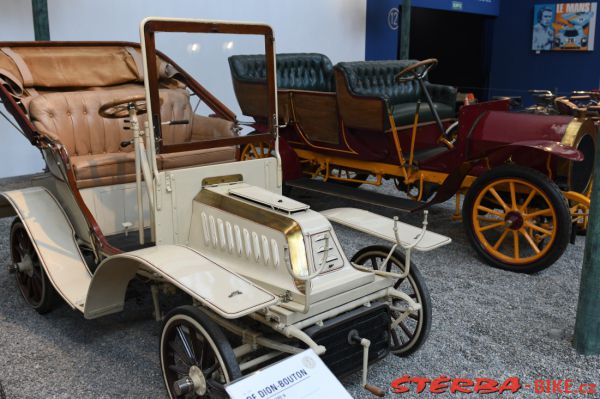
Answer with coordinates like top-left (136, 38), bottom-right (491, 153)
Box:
top-left (225, 349), bottom-right (352, 399)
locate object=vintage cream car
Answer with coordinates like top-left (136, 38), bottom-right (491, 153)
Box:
top-left (0, 18), bottom-right (450, 398)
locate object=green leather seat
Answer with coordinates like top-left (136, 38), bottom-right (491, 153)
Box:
top-left (392, 102), bottom-right (455, 126)
top-left (335, 60), bottom-right (457, 128)
top-left (229, 53), bottom-right (335, 92)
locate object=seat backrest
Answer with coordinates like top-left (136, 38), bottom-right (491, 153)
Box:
top-left (28, 85), bottom-right (193, 156)
top-left (229, 53), bottom-right (335, 92)
top-left (335, 60), bottom-right (423, 104)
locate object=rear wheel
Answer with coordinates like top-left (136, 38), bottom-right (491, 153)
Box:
top-left (351, 245), bottom-right (431, 356)
top-left (10, 220), bottom-right (59, 314)
top-left (240, 141), bottom-right (273, 160)
top-left (564, 190), bottom-right (590, 235)
top-left (463, 165), bottom-right (571, 273)
top-left (160, 305), bottom-right (241, 398)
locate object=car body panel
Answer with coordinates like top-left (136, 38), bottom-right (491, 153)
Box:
top-left (84, 244), bottom-right (279, 320)
top-left (1, 187), bottom-right (91, 310)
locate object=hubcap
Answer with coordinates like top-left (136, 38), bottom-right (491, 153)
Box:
top-left (172, 365), bottom-right (207, 397)
top-left (189, 365), bottom-right (207, 396)
top-left (16, 254), bottom-right (34, 276)
top-left (505, 211), bottom-right (524, 230)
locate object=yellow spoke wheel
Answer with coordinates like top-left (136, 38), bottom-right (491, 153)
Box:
top-left (240, 141), bottom-right (274, 160)
top-left (463, 165), bottom-right (571, 273)
top-left (563, 190), bottom-right (590, 235)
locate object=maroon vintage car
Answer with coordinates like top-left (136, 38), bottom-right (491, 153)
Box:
top-left (229, 56), bottom-right (594, 273)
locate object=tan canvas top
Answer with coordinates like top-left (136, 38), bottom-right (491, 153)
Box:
top-left (0, 44), bottom-right (175, 96)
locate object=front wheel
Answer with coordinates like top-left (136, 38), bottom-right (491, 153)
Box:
top-left (463, 165), bottom-right (571, 273)
top-left (160, 305), bottom-right (241, 398)
top-left (351, 245), bottom-right (432, 356)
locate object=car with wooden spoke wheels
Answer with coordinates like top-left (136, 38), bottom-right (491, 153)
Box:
top-left (463, 165), bottom-right (571, 273)
top-left (229, 53), bottom-right (595, 272)
top-left (0, 18), bottom-right (452, 398)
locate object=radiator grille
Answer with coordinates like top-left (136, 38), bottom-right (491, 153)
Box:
top-left (199, 210), bottom-right (282, 269)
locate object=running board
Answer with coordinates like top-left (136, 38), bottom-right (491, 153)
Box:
top-left (285, 178), bottom-right (423, 212)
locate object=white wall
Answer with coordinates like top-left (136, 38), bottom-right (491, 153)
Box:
top-left (0, 0), bottom-right (46, 178)
top-left (0, 0), bottom-right (366, 178)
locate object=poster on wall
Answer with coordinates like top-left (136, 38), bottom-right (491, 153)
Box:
top-left (532, 2), bottom-right (597, 51)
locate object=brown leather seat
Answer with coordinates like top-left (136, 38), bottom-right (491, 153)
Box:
top-left (28, 84), bottom-right (236, 188)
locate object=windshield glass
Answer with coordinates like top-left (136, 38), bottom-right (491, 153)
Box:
top-left (142, 19), bottom-right (276, 152)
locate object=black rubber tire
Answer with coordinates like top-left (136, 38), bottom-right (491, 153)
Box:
top-left (351, 245), bottom-right (432, 356)
top-left (10, 219), bottom-right (59, 314)
top-left (160, 305), bottom-right (241, 398)
top-left (463, 165), bottom-right (571, 274)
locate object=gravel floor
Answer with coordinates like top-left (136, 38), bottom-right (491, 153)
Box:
top-left (0, 176), bottom-right (598, 399)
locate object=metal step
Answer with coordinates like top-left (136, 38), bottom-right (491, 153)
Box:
top-left (285, 178), bottom-right (423, 212)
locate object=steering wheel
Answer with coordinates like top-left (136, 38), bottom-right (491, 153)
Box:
top-left (98, 94), bottom-right (150, 119)
top-left (395, 58), bottom-right (438, 83)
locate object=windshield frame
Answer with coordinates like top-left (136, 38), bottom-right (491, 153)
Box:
top-left (140, 18), bottom-right (278, 154)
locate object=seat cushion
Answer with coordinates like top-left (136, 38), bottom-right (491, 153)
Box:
top-left (71, 152), bottom-right (136, 180)
top-left (336, 60), bottom-right (421, 103)
top-left (29, 85), bottom-right (238, 188)
top-left (29, 85), bottom-right (194, 156)
top-left (229, 53), bottom-right (335, 92)
top-left (158, 147), bottom-right (236, 170)
top-left (391, 102), bottom-right (455, 127)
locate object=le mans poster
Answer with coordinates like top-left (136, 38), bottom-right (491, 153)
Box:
top-left (532, 2), bottom-right (597, 51)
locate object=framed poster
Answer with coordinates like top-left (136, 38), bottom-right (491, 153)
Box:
top-left (532, 2), bottom-right (597, 51)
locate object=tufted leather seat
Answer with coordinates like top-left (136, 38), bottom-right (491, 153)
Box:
top-left (229, 53), bottom-right (335, 92)
top-left (29, 84), bottom-right (236, 188)
top-left (335, 60), bottom-right (457, 130)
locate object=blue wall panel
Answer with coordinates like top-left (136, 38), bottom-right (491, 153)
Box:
top-left (365, 0), bottom-right (399, 60)
top-left (489, 0), bottom-right (600, 102)
top-left (412, 0), bottom-right (500, 15)
top-left (366, 0), bottom-right (500, 60)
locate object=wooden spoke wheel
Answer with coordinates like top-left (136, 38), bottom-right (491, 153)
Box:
top-left (160, 306), bottom-right (241, 399)
top-left (351, 245), bottom-right (431, 356)
top-left (10, 220), bottom-right (59, 314)
top-left (564, 190), bottom-right (590, 235)
top-left (240, 141), bottom-right (274, 160)
top-left (463, 165), bottom-right (571, 273)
